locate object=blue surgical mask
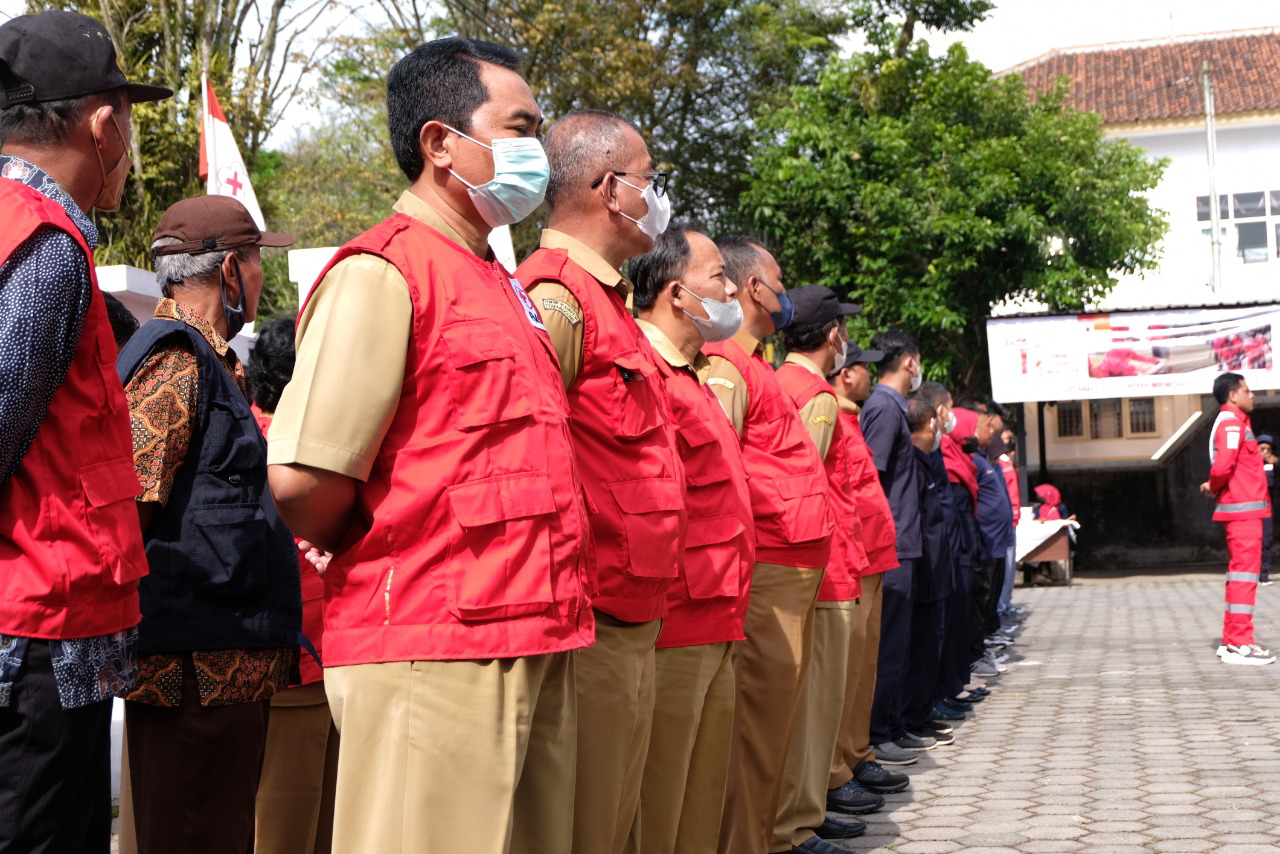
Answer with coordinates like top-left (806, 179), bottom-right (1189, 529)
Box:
top-left (769, 287), bottom-right (794, 331)
top-left (445, 125), bottom-right (549, 227)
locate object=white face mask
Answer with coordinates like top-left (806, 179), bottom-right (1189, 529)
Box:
top-left (931, 423), bottom-right (943, 453)
top-left (910, 359), bottom-right (923, 392)
top-left (444, 125), bottom-right (549, 227)
top-left (943, 410), bottom-right (957, 435)
top-left (833, 330), bottom-right (849, 372)
top-left (618, 176), bottom-right (671, 239)
top-left (681, 287), bottom-right (743, 343)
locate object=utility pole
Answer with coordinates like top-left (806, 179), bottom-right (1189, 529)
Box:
top-left (1203, 60), bottom-right (1222, 293)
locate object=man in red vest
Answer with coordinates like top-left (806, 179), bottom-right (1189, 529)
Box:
top-left (1201, 372), bottom-right (1275, 666)
top-left (267, 39), bottom-right (593, 853)
top-left (518, 109), bottom-right (687, 854)
top-left (704, 237), bottom-right (835, 854)
top-left (772, 285), bottom-right (869, 854)
top-left (0, 11), bottom-right (171, 851)
top-left (628, 224), bottom-right (755, 854)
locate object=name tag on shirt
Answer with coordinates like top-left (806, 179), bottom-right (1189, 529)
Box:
top-left (508, 276), bottom-right (547, 332)
top-left (1226, 429), bottom-right (1241, 450)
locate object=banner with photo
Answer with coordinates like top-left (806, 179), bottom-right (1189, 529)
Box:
top-left (987, 304), bottom-right (1280, 402)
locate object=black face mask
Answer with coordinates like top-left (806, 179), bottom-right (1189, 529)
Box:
top-left (219, 260), bottom-right (248, 341)
top-left (960, 436), bottom-right (980, 454)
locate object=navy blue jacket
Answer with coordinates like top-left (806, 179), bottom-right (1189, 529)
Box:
top-left (913, 447), bottom-right (954, 604)
top-left (118, 319), bottom-right (302, 653)
top-left (972, 449), bottom-right (1015, 562)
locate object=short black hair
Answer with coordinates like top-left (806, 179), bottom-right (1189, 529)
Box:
top-left (716, 235), bottom-right (766, 289)
top-left (870, 329), bottom-right (920, 373)
top-left (0, 87), bottom-right (125, 148)
top-left (906, 395), bottom-right (936, 434)
top-left (987, 399), bottom-right (1007, 419)
top-left (247, 318), bottom-right (297, 413)
top-left (783, 318), bottom-right (838, 353)
top-left (955, 395), bottom-right (989, 413)
top-left (1214, 372), bottom-right (1245, 405)
top-left (386, 37), bottom-right (523, 182)
top-left (101, 292), bottom-right (138, 349)
top-left (630, 223), bottom-right (695, 311)
top-left (917, 380), bottom-right (951, 410)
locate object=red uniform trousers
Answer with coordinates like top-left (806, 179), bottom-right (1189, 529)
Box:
top-left (1223, 518), bottom-right (1262, 646)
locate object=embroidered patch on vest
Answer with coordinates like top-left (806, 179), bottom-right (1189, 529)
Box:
top-left (811, 415), bottom-right (833, 425)
top-left (1227, 429), bottom-right (1241, 450)
top-left (540, 298), bottom-right (582, 325)
top-left (707, 377), bottom-right (735, 390)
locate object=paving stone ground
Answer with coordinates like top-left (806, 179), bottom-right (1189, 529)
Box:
top-left (830, 567), bottom-right (1280, 853)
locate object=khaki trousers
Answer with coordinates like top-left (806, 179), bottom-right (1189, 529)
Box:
top-left (717, 562), bottom-right (824, 854)
top-left (573, 612), bottom-right (662, 854)
top-left (628, 641), bottom-right (735, 854)
top-left (771, 600), bottom-right (856, 851)
top-left (254, 681), bottom-right (340, 854)
top-left (325, 651), bottom-right (575, 854)
top-left (829, 571), bottom-right (884, 788)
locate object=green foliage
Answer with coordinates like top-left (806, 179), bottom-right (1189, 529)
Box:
top-left (744, 42), bottom-right (1168, 392)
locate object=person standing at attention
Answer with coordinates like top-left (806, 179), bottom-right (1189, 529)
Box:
top-left (0, 11), bottom-right (171, 851)
top-left (703, 237), bottom-right (834, 854)
top-left (1201, 373), bottom-right (1274, 665)
top-left (267, 39), bottom-right (594, 853)
top-left (518, 109), bottom-right (687, 854)
top-left (628, 224), bottom-right (755, 854)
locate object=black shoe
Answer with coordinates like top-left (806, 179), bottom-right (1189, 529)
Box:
top-left (914, 718), bottom-right (953, 735)
top-left (814, 816), bottom-right (867, 840)
top-left (931, 701), bottom-right (966, 721)
top-left (940, 697), bottom-right (972, 713)
top-left (792, 835), bottom-right (848, 854)
top-left (826, 780), bottom-right (885, 815)
top-left (853, 760), bottom-right (910, 794)
top-left (910, 726), bottom-right (954, 745)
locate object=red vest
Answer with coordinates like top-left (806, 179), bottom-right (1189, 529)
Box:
top-left (703, 338), bottom-right (832, 568)
top-left (648, 344), bottom-right (755, 648)
top-left (1209, 405), bottom-right (1271, 522)
top-left (776, 364), bottom-right (861, 601)
top-left (0, 179), bottom-right (146, 639)
top-left (840, 411), bottom-right (899, 575)
top-left (519, 248), bottom-right (686, 623)
top-left (255, 408), bottom-right (323, 685)
top-left (302, 217), bottom-right (594, 665)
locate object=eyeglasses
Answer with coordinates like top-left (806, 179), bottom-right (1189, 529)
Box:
top-left (590, 171), bottom-right (669, 197)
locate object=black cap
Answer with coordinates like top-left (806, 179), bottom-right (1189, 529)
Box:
top-left (0, 11), bottom-right (173, 109)
top-left (835, 343), bottom-right (884, 373)
top-left (788, 284), bottom-right (861, 327)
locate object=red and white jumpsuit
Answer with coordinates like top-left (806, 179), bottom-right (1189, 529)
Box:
top-left (1208, 404), bottom-right (1271, 646)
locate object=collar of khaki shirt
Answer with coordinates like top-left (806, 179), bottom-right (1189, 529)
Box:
top-left (731, 326), bottom-right (763, 358)
top-left (155, 297), bottom-right (234, 362)
top-left (636, 318), bottom-right (711, 378)
top-left (394, 190), bottom-right (494, 261)
top-left (784, 351), bottom-right (830, 381)
top-left (837, 396), bottom-right (860, 417)
top-left (539, 228), bottom-right (632, 301)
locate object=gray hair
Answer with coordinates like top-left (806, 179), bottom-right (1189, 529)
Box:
top-left (543, 109), bottom-right (644, 212)
top-left (151, 237), bottom-right (251, 289)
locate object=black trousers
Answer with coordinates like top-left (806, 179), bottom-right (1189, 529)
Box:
top-left (904, 597), bottom-right (945, 731)
top-left (969, 559), bottom-right (998, 664)
top-left (869, 558), bottom-right (914, 744)
top-left (126, 655), bottom-right (270, 854)
top-left (938, 563), bottom-right (973, 700)
top-left (0, 640), bottom-right (112, 854)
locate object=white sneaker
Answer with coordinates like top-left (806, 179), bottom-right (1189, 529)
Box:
top-left (983, 650), bottom-right (1008, 673)
top-left (1220, 644), bottom-right (1276, 666)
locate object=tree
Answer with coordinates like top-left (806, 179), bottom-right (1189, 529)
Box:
top-left (28, 0), bottom-right (335, 317)
top-left (743, 41), bottom-right (1168, 392)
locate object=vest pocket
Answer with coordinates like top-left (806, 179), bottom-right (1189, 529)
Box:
top-left (683, 514), bottom-right (745, 599)
top-left (444, 472), bottom-right (558, 620)
top-left (612, 352), bottom-right (664, 439)
top-left (79, 458), bottom-right (147, 585)
top-left (677, 418), bottom-right (730, 486)
top-left (765, 473), bottom-right (830, 544)
top-left (608, 478), bottom-right (684, 579)
top-left (189, 504), bottom-right (272, 599)
top-left (441, 321), bottom-right (534, 429)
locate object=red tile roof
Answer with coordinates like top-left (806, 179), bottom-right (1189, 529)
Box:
top-left (1007, 30), bottom-right (1280, 125)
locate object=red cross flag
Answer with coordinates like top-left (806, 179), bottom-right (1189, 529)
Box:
top-left (199, 72), bottom-right (265, 229)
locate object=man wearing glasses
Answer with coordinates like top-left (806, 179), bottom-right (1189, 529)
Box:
top-left (518, 110), bottom-right (686, 854)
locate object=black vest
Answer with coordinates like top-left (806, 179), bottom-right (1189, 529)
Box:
top-left (118, 318), bottom-right (301, 653)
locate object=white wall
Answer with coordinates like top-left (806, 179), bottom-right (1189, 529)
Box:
top-left (1110, 120), bottom-right (1280, 305)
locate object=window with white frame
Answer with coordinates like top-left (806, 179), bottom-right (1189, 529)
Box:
top-left (1196, 190), bottom-right (1280, 264)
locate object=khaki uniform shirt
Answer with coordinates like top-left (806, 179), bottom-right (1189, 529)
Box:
top-left (636, 318), bottom-right (712, 382)
top-left (783, 352), bottom-right (839, 459)
top-left (703, 328), bottom-right (761, 438)
top-left (524, 229), bottom-right (632, 390)
top-left (267, 191), bottom-right (489, 480)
